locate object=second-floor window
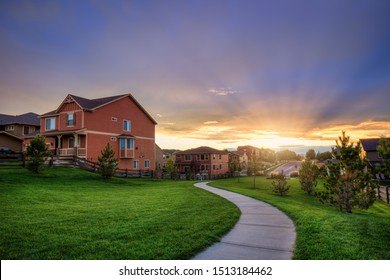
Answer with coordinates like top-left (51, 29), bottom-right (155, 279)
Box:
top-left (67, 113), bottom-right (75, 126)
top-left (123, 120), bottom-right (131, 131)
top-left (184, 155), bottom-right (191, 161)
top-left (5, 125), bottom-right (15, 131)
top-left (45, 118), bottom-right (55, 130)
top-left (197, 154), bottom-right (209, 161)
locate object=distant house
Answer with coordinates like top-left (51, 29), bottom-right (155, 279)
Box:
top-left (155, 144), bottom-right (165, 170)
top-left (360, 138), bottom-right (390, 179)
top-left (228, 150), bottom-right (248, 174)
top-left (0, 112), bottom-right (40, 152)
top-left (175, 146), bottom-right (229, 178)
top-left (24, 93), bottom-right (157, 170)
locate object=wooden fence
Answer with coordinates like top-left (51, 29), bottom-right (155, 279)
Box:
top-left (0, 153), bottom-right (26, 167)
top-left (377, 185), bottom-right (390, 204)
top-left (74, 157), bottom-right (154, 178)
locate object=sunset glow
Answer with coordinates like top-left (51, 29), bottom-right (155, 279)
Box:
top-left (1, 0), bottom-right (389, 152)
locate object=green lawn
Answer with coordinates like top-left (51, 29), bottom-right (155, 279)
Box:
top-left (0, 167), bottom-right (240, 260)
top-left (209, 176), bottom-right (390, 260)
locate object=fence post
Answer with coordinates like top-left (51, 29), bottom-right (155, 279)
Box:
top-left (387, 187), bottom-right (389, 204)
top-left (126, 168), bottom-right (128, 178)
top-left (377, 185), bottom-right (381, 200)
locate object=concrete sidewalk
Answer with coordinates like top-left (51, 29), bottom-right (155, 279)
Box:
top-left (192, 182), bottom-right (296, 260)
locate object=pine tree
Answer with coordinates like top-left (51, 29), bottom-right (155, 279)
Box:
top-left (97, 143), bottom-right (118, 179)
top-left (299, 158), bottom-right (319, 195)
top-left (317, 131), bottom-right (376, 213)
top-left (377, 137), bottom-right (390, 178)
top-left (26, 135), bottom-right (51, 174)
top-left (271, 171), bottom-right (290, 196)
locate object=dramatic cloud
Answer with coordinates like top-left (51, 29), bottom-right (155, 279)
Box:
top-left (1, 0), bottom-right (389, 150)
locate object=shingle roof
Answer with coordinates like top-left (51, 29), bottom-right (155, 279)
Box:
top-left (360, 138), bottom-right (390, 152)
top-left (176, 146), bottom-right (227, 155)
top-left (69, 94), bottom-right (128, 110)
top-left (44, 93), bottom-right (157, 124)
top-left (0, 112), bottom-right (40, 126)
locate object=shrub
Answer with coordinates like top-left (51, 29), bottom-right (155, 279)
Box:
top-left (25, 135), bottom-right (51, 174)
top-left (299, 158), bottom-right (319, 195)
top-left (290, 171), bottom-right (299, 178)
top-left (97, 143), bottom-right (118, 179)
top-left (271, 171), bottom-right (290, 196)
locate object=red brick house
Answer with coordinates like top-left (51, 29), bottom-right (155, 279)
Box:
top-left (25, 93), bottom-right (157, 170)
top-left (175, 146), bottom-right (229, 178)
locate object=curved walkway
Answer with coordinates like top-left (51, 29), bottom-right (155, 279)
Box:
top-left (192, 182), bottom-right (296, 260)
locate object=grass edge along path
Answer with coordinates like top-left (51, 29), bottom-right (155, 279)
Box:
top-left (208, 176), bottom-right (390, 260)
top-left (0, 166), bottom-right (240, 260)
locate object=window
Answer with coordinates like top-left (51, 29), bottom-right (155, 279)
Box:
top-left (67, 113), bottom-right (75, 126)
top-left (184, 155), bottom-right (191, 161)
top-left (23, 126), bottom-right (30, 135)
top-left (5, 125), bottom-right (15, 131)
top-left (45, 118), bottom-right (55, 130)
top-left (133, 160), bottom-right (139, 169)
top-left (197, 154), bottom-right (209, 161)
top-left (119, 138), bottom-right (134, 158)
top-left (69, 136), bottom-right (75, 148)
top-left (123, 120), bottom-right (131, 131)
top-left (144, 160), bottom-right (150, 169)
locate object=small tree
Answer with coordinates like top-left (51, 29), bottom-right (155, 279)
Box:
top-left (306, 149), bottom-right (316, 160)
top-left (164, 157), bottom-right (176, 179)
top-left (26, 135), bottom-right (51, 174)
top-left (248, 151), bottom-right (263, 188)
top-left (97, 143), bottom-right (118, 179)
top-left (271, 171), bottom-right (290, 196)
top-left (316, 131), bottom-right (376, 213)
top-left (299, 158), bottom-right (319, 195)
top-left (377, 137), bottom-right (390, 178)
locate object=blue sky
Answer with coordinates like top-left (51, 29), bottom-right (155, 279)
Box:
top-left (1, 0), bottom-right (389, 150)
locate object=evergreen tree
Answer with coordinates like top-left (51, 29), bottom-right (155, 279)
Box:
top-left (377, 137), bottom-right (390, 178)
top-left (317, 131), bottom-right (376, 213)
top-left (97, 143), bottom-right (118, 179)
top-left (299, 158), bottom-right (319, 195)
top-left (271, 171), bottom-right (290, 196)
top-left (26, 135), bottom-right (51, 174)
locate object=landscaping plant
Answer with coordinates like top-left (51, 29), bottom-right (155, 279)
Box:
top-left (299, 158), bottom-right (319, 195)
top-left (97, 143), bottom-right (118, 179)
top-left (25, 135), bottom-right (51, 174)
top-left (271, 171), bottom-right (290, 196)
top-left (316, 131), bottom-right (377, 213)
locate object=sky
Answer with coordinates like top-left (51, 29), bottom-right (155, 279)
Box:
top-left (1, 0), bottom-right (390, 152)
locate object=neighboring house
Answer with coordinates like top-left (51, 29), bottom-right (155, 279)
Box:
top-left (0, 112), bottom-right (40, 152)
top-left (360, 138), bottom-right (390, 179)
top-left (155, 144), bottom-right (165, 170)
top-left (228, 150), bottom-right (248, 174)
top-left (175, 146), bottom-right (229, 178)
top-left (24, 93), bottom-right (156, 170)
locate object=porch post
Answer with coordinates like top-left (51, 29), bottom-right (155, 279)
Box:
top-left (57, 135), bottom-right (62, 155)
top-left (74, 133), bottom-right (78, 157)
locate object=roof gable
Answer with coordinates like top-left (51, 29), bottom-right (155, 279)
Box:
top-left (360, 138), bottom-right (390, 152)
top-left (53, 93), bottom-right (157, 124)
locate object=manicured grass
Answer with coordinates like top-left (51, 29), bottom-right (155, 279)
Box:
top-left (209, 176), bottom-right (390, 260)
top-left (0, 167), bottom-right (240, 260)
